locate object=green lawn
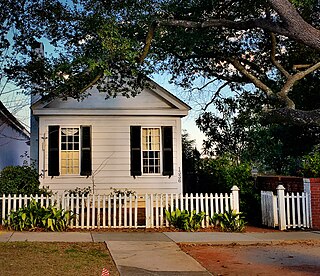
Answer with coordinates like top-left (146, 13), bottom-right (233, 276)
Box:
top-left (0, 242), bottom-right (119, 276)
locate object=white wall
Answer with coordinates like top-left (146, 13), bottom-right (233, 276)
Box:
top-left (38, 115), bottom-right (183, 194)
top-left (0, 120), bottom-right (30, 170)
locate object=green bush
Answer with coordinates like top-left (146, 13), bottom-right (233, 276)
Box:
top-left (4, 199), bottom-right (73, 231)
top-left (165, 209), bottom-right (206, 231)
top-left (0, 165), bottom-right (40, 195)
top-left (65, 186), bottom-right (92, 197)
top-left (210, 210), bottom-right (246, 232)
top-left (301, 151), bottom-right (320, 177)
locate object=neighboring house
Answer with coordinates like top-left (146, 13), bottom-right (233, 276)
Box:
top-left (31, 80), bottom-right (190, 194)
top-left (0, 101), bottom-right (30, 170)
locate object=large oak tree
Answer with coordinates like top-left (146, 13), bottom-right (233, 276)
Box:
top-left (2, 0), bottom-right (320, 125)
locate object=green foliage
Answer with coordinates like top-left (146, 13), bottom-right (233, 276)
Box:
top-left (65, 186), bottom-right (92, 197)
top-left (0, 165), bottom-right (40, 195)
top-left (109, 188), bottom-right (136, 197)
top-left (301, 150), bottom-right (320, 177)
top-left (4, 199), bottom-right (73, 231)
top-left (165, 209), bottom-right (206, 231)
top-left (190, 155), bottom-right (260, 224)
top-left (182, 130), bottom-right (201, 193)
top-left (197, 91), bottom-right (320, 176)
top-left (210, 210), bottom-right (246, 232)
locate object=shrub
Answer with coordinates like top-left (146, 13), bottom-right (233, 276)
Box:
top-left (165, 209), bottom-right (206, 231)
top-left (301, 151), bottom-right (320, 177)
top-left (65, 186), bottom-right (92, 197)
top-left (109, 188), bottom-right (136, 197)
top-left (0, 165), bottom-right (40, 195)
top-left (210, 210), bottom-right (246, 232)
top-left (4, 199), bottom-right (73, 231)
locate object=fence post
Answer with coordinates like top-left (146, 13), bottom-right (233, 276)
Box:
top-left (277, 185), bottom-right (286, 230)
top-left (231, 186), bottom-right (240, 213)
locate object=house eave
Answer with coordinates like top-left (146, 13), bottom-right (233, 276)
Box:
top-left (33, 109), bottom-right (189, 117)
top-left (0, 101), bottom-right (30, 138)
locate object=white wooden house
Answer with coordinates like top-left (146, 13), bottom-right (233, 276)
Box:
top-left (0, 101), bottom-right (30, 170)
top-left (31, 80), bottom-right (190, 194)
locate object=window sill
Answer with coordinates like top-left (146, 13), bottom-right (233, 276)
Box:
top-left (50, 175), bottom-right (91, 179)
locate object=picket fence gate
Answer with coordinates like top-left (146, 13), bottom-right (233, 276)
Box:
top-left (261, 185), bottom-right (312, 230)
top-left (1, 186), bottom-right (240, 229)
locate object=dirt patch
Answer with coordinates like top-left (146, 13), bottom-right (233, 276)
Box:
top-left (180, 243), bottom-right (320, 276)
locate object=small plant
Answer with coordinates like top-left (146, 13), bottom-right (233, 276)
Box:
top-left (4, 199), bottom-right (73, 231)
top-left (165, 209), bottom-right (206, 231)
top-left (65, 186), bottom-right (92, 197)
top-left (210, 210), bottom-right (246, 232)
top-left (39, 186), bottom-right (54, 196)
top-left (109, 188), bottom-right (136, 197)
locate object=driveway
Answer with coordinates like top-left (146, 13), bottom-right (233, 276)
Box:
top-left (180, 242), bottom-right (320, 276)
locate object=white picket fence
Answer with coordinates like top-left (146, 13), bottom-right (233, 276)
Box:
top-left (1, 186), bottom-right (240, 229)
top-left (261, 185), bottom-right (312, 230)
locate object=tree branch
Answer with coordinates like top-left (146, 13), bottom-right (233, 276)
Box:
top-left (191, 78), bottom-right (217, 91)
top-left (267, 0), bottom-right (320, 50)
top-left (293, 64), bottom-right (313, 70)
top-left (278, 61), bottom-right (320, 108)
top-left (159, 18), bottom-right (287, 36)
top-left (203, 81), bottom-right (231, 111)
top-left (263, 108), bottom-right (320, 126)
top-left (156, 3), bottom-right (320, 51)
top-left (79, 73), bottom-right (103, 95)
top-left (270, 32), bottom-right (290, 78)
top-left (228, 58), bottom-right (274, 97)
top-left (137, 21), bottom-right (158, 64)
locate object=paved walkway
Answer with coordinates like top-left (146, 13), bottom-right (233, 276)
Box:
top-left (1, 230), bottom-right (320, 275)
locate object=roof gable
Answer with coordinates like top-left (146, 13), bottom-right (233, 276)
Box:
top-left (33, 80), bottom-right (190, 117)
top-left (0, 101), bottom-right (30, 138)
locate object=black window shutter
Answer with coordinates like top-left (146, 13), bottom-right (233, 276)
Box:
top-left (80, 126), bottom-right (92, 176)
top-left (130, 126), bottom-right (141, 177)
top-left (48, 125), bottom-right (60, 176)
top-left (162, 126), bottom-right (173, 177)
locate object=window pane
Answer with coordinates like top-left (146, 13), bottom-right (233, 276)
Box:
top-left (60, 128), bottom-right (80, 175)
top-left (141, 128), bottom-right (161, 174)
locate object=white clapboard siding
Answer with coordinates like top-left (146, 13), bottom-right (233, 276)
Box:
top-left (38, 115), bottom-right (182, 194)
top-left (1, 188), bottom-right (239, 229)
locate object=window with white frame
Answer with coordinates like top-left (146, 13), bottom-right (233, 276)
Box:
top-left (48, 125), bottom-right (92, 177)
top-left (142, 128), bottom-right (161, 174)
top-left (130, 125), bottom-right (173, 177)
top-left (60, 127), bottom-right (80, 175)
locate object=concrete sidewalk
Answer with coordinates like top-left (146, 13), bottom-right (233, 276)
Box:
top-left (1, 230), bottom-right (319, 244)
top-left (1, 230), bottom-right (320, 275)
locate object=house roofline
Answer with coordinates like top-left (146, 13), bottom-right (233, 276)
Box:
top-left (146, 77), bottom-right (192, 111)
top-left (0, 101), bottom-right (30, 138)
top-left (31, 77), bottom-right (192, 112)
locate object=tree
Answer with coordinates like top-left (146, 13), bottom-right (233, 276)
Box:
top-left (181, 130), bottom-right (201, 193)
top-left (2, 0), bottom-right (320, 127)
top-left (138, 0), bottom-right (320, 126)
top-left (196, 84), bottom-right (320, 175)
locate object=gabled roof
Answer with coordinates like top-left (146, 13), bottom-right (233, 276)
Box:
top-left (0, 101), bottom-right (30, 138)
top-left (32, 78), bottom-right (191, 117)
